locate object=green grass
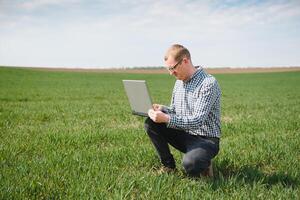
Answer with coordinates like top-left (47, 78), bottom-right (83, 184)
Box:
top-left (0, 67), bottom-right (299, 199)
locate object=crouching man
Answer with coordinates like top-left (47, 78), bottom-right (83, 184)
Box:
top-left (144, 44), bottom-right (221, 177)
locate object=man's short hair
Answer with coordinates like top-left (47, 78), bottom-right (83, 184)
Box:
top-left (164, 44), bottom-right (191, 62)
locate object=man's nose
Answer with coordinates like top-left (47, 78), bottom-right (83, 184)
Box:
top-left (169, 70), bottom-right (174, 75)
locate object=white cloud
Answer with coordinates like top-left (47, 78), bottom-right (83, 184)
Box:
top-left (18, 0), bottom-right (81, 10)
top-left (0, 0), bottom-right (300, 68)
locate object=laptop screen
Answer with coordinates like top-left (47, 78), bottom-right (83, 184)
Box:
top-left (123, 80), bottom-right (152, 117)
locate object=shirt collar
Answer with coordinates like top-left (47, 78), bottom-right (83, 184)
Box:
top-left (183, 66), bottom-right (203, 83)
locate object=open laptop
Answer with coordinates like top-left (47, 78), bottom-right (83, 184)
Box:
top-left (122, 80), bottom-right (152, 117)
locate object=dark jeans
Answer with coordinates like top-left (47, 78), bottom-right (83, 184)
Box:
top-left (144, 117), bottom-right (219, 176)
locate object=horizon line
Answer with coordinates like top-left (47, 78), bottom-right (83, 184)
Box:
top-left (1, 65), bottom-right (300, 70)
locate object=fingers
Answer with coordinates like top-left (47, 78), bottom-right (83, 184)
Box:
top-left (148, 109), bottom-right (157, 120)
top-left (152, 104), bottom-right (162, 111)
top-left (148, 109), bottom-right (156, 121)
top-left (148, 109), bottom-right (154, 118)
top-left (152, 104), bottom-right (158, 110)
top-left (148, 110), bottom-right (169, 123)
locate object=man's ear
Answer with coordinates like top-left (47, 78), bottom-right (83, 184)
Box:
top-left (183, 57), bottom-right (189, 64)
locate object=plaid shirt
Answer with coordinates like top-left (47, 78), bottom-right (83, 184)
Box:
top-left (162, 67), bottom-right (221, 138)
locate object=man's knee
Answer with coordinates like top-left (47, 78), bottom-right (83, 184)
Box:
top-left (144, 117), bottom-right (163, 132)
top-left (144, 117), bottom-right (158, 135)
top-left (182, 149), bottom-right (210, 176)
top-left (144, 117), bottom-right (154, 131)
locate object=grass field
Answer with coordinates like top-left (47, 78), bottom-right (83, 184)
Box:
top-left (0, 67), bottom-right (299, 199)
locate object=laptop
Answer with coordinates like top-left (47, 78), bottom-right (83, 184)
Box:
top-left (122, 80), bottom-right (152, 117)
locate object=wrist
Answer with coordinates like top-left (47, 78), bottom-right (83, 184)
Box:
top-left (165, 114), bottom-right (170, 123)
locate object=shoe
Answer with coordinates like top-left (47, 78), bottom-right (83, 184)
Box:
top-left (201, 162), bottom-right (213, 177)
top-left (156, 166), bottom-right (177, 175)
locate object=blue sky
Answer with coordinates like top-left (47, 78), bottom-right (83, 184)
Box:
top-left (0, 0), bottom-right (300, 68)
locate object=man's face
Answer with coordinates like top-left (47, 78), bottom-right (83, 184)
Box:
top-left (165, 56), bottom-right (186, 80)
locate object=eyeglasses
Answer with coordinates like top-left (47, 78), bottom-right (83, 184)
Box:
top-left (167, 58), bottom-right (183, 71)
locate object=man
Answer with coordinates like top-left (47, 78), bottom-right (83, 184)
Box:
top-left (144, 44), bottom-right (221, 177)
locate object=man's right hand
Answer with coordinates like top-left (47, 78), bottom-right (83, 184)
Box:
top-left (148, 109), bottom-right (170, 123)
